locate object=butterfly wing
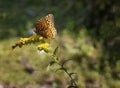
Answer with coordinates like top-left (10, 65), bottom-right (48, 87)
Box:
top-left (34, 14), bottom-right (57, 39)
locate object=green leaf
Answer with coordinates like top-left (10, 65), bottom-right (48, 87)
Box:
top-left (47, 61), bottom-right (56, 71)
top-left (61, 59), bottom-right (73, 67)
top-left (49, 61), bottom-right (56, 66)
top-left (53, 46), bottom-right (59, 56)
top-left (70, 79), bottom-right (75, 84)
top-left (55, 67), bottom-right (67, 72)
top-left (47, 65), bottom-right (50, 71)
top-left (55, 57), bottom-right (59, 62)
top-left (69, 72), bottom-right (77, 76)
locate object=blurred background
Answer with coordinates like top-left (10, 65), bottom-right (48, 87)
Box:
top-left (0, 0), bottom-right (120, 88)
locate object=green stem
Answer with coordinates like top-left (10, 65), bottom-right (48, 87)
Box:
top-left (53, 55), bottom-right (77, 87)
top-left (48, 50), bottom-right (78, 87)
top-left (63, 68), bottom-right (77, 87)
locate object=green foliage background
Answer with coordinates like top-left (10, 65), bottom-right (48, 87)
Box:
top-left (0, 0), bottom-right (120, 88)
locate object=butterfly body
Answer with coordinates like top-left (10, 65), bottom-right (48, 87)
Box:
top-left (34, 14), bottom-right (57, 39)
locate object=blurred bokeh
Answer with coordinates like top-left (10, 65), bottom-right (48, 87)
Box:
top-left (0, 0), bottom-right (120, 88)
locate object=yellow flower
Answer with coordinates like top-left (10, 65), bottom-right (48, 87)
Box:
top-left (37, 43), bottom-right (50, 53)
top-left (12, 35), bottom-right (45, 49)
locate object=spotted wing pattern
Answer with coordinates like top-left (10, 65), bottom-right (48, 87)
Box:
top-left (34, 14), bottom-right (57, 39)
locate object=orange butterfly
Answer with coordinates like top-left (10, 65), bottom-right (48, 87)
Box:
top-left (34, 14), bottom-right (57, 39)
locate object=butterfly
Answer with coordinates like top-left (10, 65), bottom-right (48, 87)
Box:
top-left (34, 14), bottom-right (57, 39)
